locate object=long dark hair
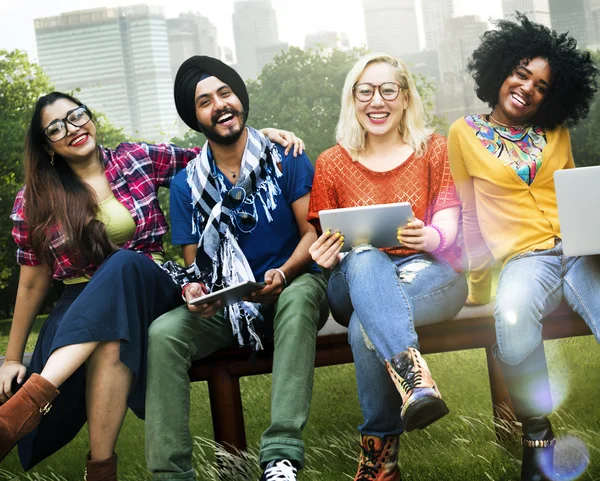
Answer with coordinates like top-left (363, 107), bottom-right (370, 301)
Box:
top-left (24, 91), bottom-right (116, 272)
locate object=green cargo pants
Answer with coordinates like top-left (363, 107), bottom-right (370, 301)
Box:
top-left (145, 272), bottom-right (329, 480)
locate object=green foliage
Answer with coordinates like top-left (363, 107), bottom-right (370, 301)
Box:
top-left (570, 51), bottom-right (600, 167)
top-left (245, 46), bottom-right (367, 161)
top-left (0, 50), bottom-right (53, 312)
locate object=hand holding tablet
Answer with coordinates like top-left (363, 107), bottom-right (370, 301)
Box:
top-left (188, 281), bottom-right (266, 307)
top-left (318, 202), bottom-right (414, 251)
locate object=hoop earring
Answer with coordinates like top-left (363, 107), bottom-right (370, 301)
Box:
top-left (49, 151), bottom-right (55, 167)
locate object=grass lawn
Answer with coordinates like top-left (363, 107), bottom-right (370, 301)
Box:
top-left (1, 319), bottom-right (600, 480)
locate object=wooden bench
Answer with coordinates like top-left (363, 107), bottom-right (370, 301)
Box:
top-left (187, 303), bottom-right (592, 453)
top-left (4, 304), bottom-right (592, 454)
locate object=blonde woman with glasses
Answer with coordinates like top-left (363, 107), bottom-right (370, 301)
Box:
top-left (308, 53), bottom-right (467, 480)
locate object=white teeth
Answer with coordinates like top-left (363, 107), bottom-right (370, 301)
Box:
top-left (71, 134), bottom-right (86, 145)
top-left (368, 113), bottom-right (389, 119)
top-left (512, 93), bottom-right (526, 106)
top-left (218, 113), bottom-right (233, 122)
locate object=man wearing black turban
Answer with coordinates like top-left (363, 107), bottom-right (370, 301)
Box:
top-left (173, 55), bottom-right (250, 136)
top-left (146, 57), bottom-right (328, 481)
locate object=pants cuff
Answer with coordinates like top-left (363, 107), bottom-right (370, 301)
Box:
top-left (152, 469), bottom-right (196, 481)
top-left (259, 437), bottom-right (305, 469)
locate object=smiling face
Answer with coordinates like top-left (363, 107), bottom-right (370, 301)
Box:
top-left (41, 98), bottom-right (97, 162)
top-left (492, 57), bottom-right (552, 126)
top-left (194, 76), bottom-right (246, 145)
top-left (354, 62), bottom-right (408, 140)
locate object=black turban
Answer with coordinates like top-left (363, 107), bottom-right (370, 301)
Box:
top-left (174, 56), bottom-right (249, 133)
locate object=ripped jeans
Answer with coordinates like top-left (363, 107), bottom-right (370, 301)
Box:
top-left (328, 247), bottom-right (467, 437)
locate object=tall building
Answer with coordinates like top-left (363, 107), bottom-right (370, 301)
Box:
top-left (502, 0), bottom-right (551, 27)
top-left (35, 5), bottom-right (177, 141)
top-left (362, 0), bottom-right (420, 57)
top-left (167, 12), bottom-right (218, 80)
top-left (421, 0), bottom-right (454, 51)
top-left (549, 0), bottom-right (594, 47)
top-left (304, 31), bottom-right (351, 51)
top-left (232, 0), bottom-right (287, 80)
top-left (438, 15), bottom-right (488, 76)
top-left (436, 15), bottom-right (489, 123)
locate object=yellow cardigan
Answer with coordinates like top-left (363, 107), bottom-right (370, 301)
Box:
top-left (447, 117), bottom-right (574, 304)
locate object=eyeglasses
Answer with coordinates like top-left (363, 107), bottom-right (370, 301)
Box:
top-left (353, 82), bottom-right (402, 102)
top-left (42, 106), bottom-right (92, 142)
top-left (227, 186), bottom-right (258, 233)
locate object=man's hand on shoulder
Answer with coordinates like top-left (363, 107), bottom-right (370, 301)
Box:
top-left (184, 282), bottom-right (222, 318)
top-left (244, 269), bottom-right (286, 304)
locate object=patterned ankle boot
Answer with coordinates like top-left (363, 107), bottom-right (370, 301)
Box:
top-left (386, 347), bottom-right (448, 431)
top-left (353, 434), bottom-right (401, 481)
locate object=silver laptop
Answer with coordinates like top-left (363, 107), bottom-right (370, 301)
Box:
top-left (554, 166), bottom-right (600, 256)
top-left (319, 202), bottom-right (414, 252)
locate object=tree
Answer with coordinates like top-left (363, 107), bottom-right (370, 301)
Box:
top-left (570, 51), bottom-right (600, 167)
top-left (0, 50), bottom-right (54, 314)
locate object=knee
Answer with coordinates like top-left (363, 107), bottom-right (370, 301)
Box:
top-left (343, 245), bottom-right (387, 271)
top-left (90, 340), bottom-right (122, 367)
top-left (494, 305), bottom-right (542, 365)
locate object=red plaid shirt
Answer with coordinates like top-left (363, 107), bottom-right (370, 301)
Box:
top-left (11, 142), bottom-right (201, 281)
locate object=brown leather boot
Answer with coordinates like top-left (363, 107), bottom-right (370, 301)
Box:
top-left (0, 373), bottom-right (59, 462)
top-left (353, 435), bottom-right (401, 481)
top-left (386, 347), bottom-right (448, 431)
top-left (85, 452), bottom-right (118, 481)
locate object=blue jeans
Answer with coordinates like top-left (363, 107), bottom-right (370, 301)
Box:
top-left (328, 246), bottom-right (468, 437)
top-left (495, 239), bottom-right (600, 366)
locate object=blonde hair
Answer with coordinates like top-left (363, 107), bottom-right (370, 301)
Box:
top-left (335, 53), bottom-right (432, 159)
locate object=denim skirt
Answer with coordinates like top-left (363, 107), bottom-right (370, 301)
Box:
top-left (17, 249), bottom-right (182, 470)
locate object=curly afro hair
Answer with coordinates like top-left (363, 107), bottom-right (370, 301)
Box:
top-left (467, 13), bottom-right (598, 129)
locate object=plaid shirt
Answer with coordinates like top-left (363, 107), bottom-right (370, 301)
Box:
top-left (11, 142), bottom-right (201, 281)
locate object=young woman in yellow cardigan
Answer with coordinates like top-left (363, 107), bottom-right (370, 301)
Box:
top-left (448, 14), bottom-right (599, 481)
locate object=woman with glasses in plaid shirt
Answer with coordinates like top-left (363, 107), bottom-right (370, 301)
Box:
top-left (0, 91), bottom-right (302, 480)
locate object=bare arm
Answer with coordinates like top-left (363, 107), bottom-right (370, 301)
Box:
top-left (0, 264), bottom-right (52, 400)
top-left (250, 192), bottom-right (317, 303)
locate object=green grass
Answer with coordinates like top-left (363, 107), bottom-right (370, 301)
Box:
top-left (1, 326), bottom-right (600, 480)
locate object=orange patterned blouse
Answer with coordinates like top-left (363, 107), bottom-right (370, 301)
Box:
top-left (307, 133), bottom-right (462, 267)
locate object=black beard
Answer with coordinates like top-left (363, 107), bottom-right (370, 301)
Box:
top-left (198, 108), bottom-right (246, 145)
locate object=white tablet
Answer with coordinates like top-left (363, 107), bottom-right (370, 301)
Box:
top-left (555, 166), bottom-right (600, 256)
top-left (188, 281), bottom-right (266, 306)
top-left (318, 202), bottom-right (414, 252)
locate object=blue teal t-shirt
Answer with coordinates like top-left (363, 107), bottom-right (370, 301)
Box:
top-left (170, 144), bottom-right (319, 282)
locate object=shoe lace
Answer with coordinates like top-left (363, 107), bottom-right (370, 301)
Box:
top-left (356, 438), bottom-right (382, 480)
top-left (393, 354), bottom-right (422, 395)
top-left (264, 459), bottom-right (297, 480)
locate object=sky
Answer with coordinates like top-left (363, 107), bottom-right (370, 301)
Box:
top-left (0, 0), bottom-right (502, 63)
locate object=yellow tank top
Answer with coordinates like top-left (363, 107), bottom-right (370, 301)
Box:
top-left (64, 196), bottom-right (163, 284)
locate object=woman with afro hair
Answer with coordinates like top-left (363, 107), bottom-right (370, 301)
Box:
top-left (448, 13), bottom-right (600, 481)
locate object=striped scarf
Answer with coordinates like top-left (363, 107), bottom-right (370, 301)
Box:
top-left (163, 127), bottom-right (283, 350)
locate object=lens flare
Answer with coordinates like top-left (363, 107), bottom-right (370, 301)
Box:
top-left (542, 436), bottom-right (589, 481)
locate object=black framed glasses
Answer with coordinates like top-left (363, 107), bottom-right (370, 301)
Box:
top-left (227, 186), bottom-right (258, 233)
top-left (353, 82), bottom-right (402, 102)
top-left (42, 105), bottom-right (91, 142)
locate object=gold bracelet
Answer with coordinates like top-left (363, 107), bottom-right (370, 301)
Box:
top-left (521, 437), bottom-right (556, 448)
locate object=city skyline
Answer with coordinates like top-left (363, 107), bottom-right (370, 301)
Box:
top-left (1, 0), bottom-right (503, 62)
